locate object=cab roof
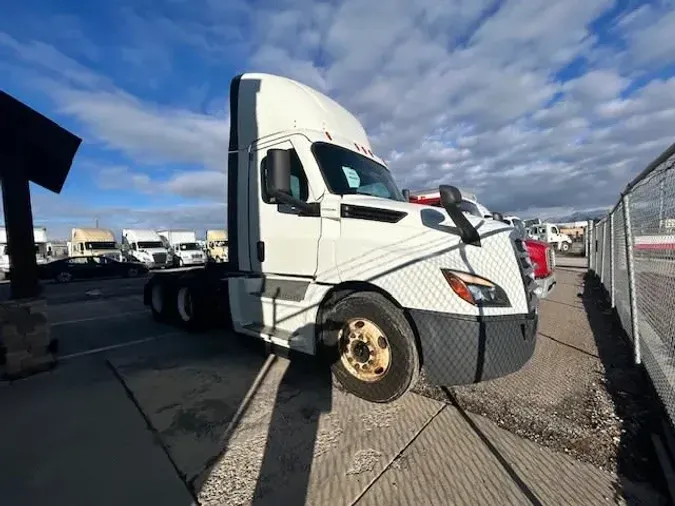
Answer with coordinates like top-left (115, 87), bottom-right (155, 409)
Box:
top-left (235, 73), bottom-right (371, 152)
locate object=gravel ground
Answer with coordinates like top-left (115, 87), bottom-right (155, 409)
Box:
top-left (413, 269), bottom-right (663, 492)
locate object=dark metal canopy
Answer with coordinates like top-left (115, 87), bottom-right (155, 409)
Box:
top-left (0, 91), bottom-right (82, 299)
top-left (0, 91), bottom-right (81, 193)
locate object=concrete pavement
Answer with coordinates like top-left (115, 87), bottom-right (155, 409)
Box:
top-left (0, 257), bottom-right (666, 505)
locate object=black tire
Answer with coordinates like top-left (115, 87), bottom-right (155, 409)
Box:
top-left (320, 292), bottom-right (420, 403)
top-left (55, 271), bottom-right (72, 283)
top-left (175, 282), bottom-right (208, 332)
top-left (149, 279), bottom-right (174, 323)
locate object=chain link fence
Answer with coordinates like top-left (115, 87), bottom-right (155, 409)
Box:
top-left (589, 142), bottom-right (675, 429)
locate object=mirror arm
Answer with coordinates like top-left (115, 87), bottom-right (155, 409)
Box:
top-left (270, 189), bottom-right (316, 214)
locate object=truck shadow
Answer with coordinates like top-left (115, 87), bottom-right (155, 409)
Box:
top-left (579, 273), bottom-right (668, 504)
top-left (106, 321), bottom-right (335, 506)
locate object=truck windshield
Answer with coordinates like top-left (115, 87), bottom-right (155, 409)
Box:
top-left (179, 243), bottom-right (201, 251)
top-left (138, 241), bottom-right (163, 249)
top-left (312, 142), bottom-right (405, 202)
top-left (86, 241), bottom-right (117, 250)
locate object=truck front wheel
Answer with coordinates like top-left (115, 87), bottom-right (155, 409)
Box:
top-left (321, 292), bottom-right (420, 403)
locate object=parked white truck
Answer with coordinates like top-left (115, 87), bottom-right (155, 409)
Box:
top-left (69, 228), bottom-right (123, 261)
top-left (122, 229), bottom-right (172, 269)
top-left (529, 223), bottom-right (573, 252)
top-left (144, 73), bottom-right (538, 404)
top-left (0, 226), bottom-right (51, 279)
top-left (206, 229), bottom-right (228, 262)
top-left (158, 230), bottom-right (206, 267)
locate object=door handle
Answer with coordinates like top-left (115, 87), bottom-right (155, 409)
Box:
top-left (257, 241), bottom-right (265, 262)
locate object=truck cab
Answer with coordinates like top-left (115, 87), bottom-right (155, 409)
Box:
top-left (530, 223), bottom-right (572, 252)
top-left (158, 230), bottom-right (206, 267)
top-left (145, 73), bottom-right (539, 404)
top-left (69, 228), bottom-right (123, 261)
top-left (122, 229), bottom-right (171, 268)
top-left (206, 230), bottom-right (228, 262)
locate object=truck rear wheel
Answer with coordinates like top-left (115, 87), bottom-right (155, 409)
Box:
top-left (175, 283), bottom-right (209, 332)
top-left (321, 292), bottom-right (420, 403)
top-left (150, 281), bottom-right (173, 323)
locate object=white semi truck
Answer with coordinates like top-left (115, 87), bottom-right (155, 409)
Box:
top-left (122, 229), bottom-right (172, 269)
top-left (144, 73), bottom-right (538, 404)
top-left (529, 223), bottom-right (573, 252)
top-left (69, 228), bottom-right (123, 261)
top-left (206, 229), bottom-right (228, 262)
top-left (157, 230), bottom-right (206, 267)
top-left (0, 226), bottom-right (51, 279)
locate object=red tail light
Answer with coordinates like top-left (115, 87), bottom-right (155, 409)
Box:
top-left (524, 239), bottom-right (552, 279)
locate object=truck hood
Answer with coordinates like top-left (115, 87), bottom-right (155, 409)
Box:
top-left (333, 195), bottom-right (533, 316)
top-left (340, 195), bottom-right (507, 237)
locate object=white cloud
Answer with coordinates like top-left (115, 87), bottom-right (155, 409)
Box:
top-left (97, 166), bottom-right (227, 201)
top-left (3, 0), bottom-right (675, 227)
top-left (53, 87), bottom-right (229, 171)
top-left (562, 70), bottom-right (628, 103)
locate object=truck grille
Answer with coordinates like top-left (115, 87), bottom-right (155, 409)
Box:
top-left (547, 247), bottom-right (555, 269)
top-left (512, 237), bottom-right (538, 313)
top-left (152, 252), bottom-right (167, 265)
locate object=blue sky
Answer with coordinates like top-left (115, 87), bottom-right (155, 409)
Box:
top-left (2, 0), bottom-right (675, 239)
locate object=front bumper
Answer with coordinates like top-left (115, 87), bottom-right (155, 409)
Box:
top-left (534, 273), bottom-right (556, 299)
top-left (408, 308), bottom-right (538, 386)
top-left (183, 257), bottom-right (205, 265)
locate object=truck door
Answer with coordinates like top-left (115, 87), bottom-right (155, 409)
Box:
top-left (249, 139), bottom-right (320, 277)
top-left (236, 138), bottom-right (321, 344)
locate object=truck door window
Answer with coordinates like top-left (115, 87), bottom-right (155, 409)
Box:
top-left (261, 149), bottom-right (309, 203)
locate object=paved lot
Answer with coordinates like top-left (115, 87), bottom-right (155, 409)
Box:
top-left (0, 261), bottom-right (667, 506)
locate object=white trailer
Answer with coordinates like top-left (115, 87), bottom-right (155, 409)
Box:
top-left (144, 73), bottom-right (538, 404)
top-left (0, 226), bottom-right (52, 278)
top-left (122, 229), bottom-right (171, 269)
top-left (157, 230), bottom-right (206, 267)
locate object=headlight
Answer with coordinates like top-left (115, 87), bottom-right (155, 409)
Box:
top-left (441, 269), bottom-right (511, 307)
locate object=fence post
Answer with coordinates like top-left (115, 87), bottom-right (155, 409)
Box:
top-left (610, 213), bottom-right (615, 307)
top-left (600, 219), bottom-right (607, 288)
top-left (587, 220), bottom-right (593, 270)
top-left (590, 222), bottom-right (596, 272)
top-left (622, 193), bottom-right (641, 364)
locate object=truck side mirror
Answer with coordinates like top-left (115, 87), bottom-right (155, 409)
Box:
top-left (402, 189), bottom-right (410, 201)
top-left (439, 185), bottom-right (481, 247)
top-left (266, 148), bottom-right (315, 214)
top-left (266, 149), bottom-right (292, 198)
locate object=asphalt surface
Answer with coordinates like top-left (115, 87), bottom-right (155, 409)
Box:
top-left (0, 261), bottom-right (667, 506)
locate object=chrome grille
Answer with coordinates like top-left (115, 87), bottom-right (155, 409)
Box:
top-left (512, 237), bottom-right (538, 312)
top-left (152, 252), bottom-right (167, 265)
